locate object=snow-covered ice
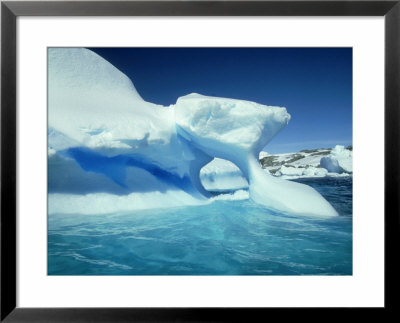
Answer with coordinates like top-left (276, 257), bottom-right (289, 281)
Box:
top-left (320, 145), bottom-right (353, 173)
top-left (48, 48), bottom-right (339, 217)
top-left (320, 156), bottom-right (345, 173)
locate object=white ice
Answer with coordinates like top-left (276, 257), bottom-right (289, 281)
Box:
top-left (48, 48), bottom-right (338, 217)
top-left (200, 158), bottom-right (248, 191)
top-left (320, 145), bottom-right (352, 174)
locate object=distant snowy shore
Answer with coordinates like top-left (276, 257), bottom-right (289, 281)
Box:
top-left (200, 145), bottom-right (352, 190)
top-left (260, 144), bottom-right (352, 179)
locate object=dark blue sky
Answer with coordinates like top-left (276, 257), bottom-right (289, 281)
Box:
top-left (89, 48), bottom-right (352, 154)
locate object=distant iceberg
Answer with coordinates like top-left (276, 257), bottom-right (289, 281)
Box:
top-left (48, 48), bottom-right (338, 217)
top-left (320, 145), bottom-right (353, 174)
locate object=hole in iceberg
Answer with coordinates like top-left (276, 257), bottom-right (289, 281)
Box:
top-left (199, 157), bottom-right (249, 195)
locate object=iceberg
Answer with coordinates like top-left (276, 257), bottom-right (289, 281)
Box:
top-left (320, 145), bottom-right (352, 174)
top-left (320, 156), bottom-right (345, 174)
top-left (48, 48), bottom-right (338, 217)
top-left (274, 165), bottom-right (329, 180)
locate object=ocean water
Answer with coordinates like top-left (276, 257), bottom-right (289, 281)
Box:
top-left (48, 176), bottom-right (352, 275)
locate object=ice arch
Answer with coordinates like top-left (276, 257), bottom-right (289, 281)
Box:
top-left (175, 94), bottom-right (338, 217)
top-left (48, 47), bottom-right (337, 217)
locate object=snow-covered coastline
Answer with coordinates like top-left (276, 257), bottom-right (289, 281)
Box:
top-left (261, 144), bottom-right (352, 179)
top-left (200, 145), bottom-right (353, 187)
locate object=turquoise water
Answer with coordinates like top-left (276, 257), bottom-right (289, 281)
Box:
top-left (48, 176), bottom-right (352, 275)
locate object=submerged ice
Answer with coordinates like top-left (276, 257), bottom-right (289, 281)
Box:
top-left (48, 48), bottom-right (338, 217)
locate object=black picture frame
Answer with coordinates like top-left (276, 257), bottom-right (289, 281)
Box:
top-left (1, 0), bottom-right (399, 321)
